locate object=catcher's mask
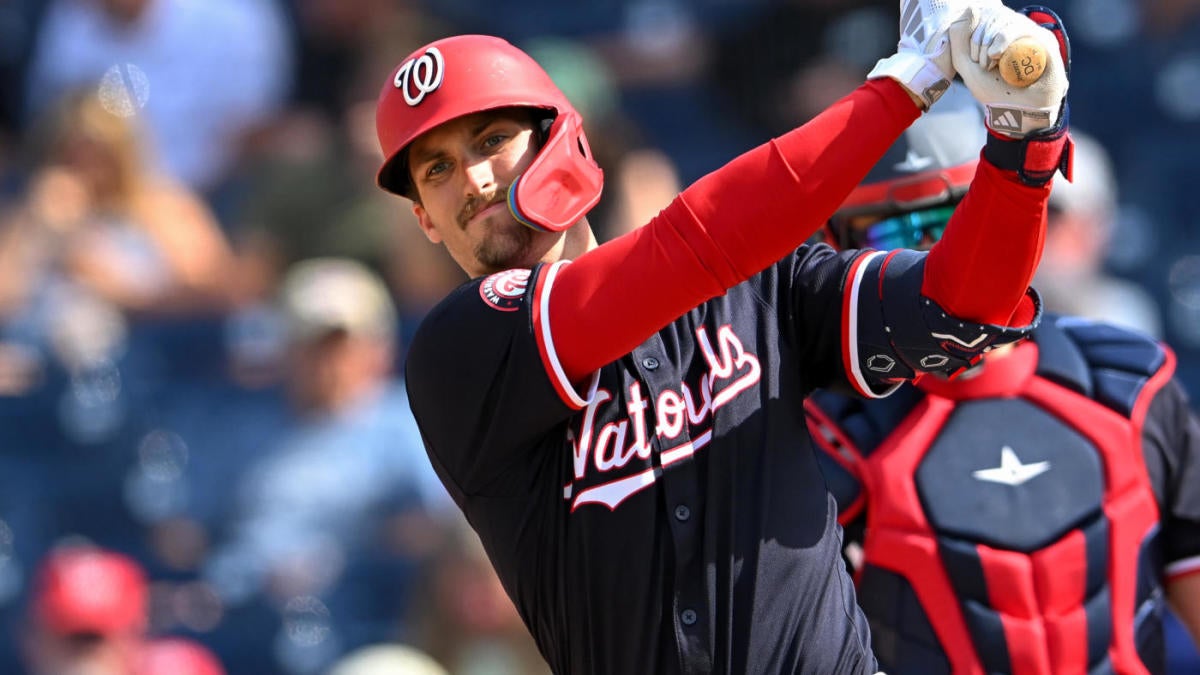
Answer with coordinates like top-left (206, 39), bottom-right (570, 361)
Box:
top-left (826, 82), bottom-right (986, 251)
top-left (375, 34), bottom-right (603, 233)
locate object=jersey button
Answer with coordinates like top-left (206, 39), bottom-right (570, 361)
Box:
top-left (681, 609), bottom-right (698, 626)
top-left (642, 356), bottom-right (660, 370)
top-left (674, 504), bottom-right (691, 522)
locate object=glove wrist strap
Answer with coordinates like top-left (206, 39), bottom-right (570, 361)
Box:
top-left (983, 103), bottom-right (1074, 186)
top-left (867, 52), bottom-right (951, 109)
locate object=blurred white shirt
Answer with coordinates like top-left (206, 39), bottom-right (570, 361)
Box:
top-left (26, 0), bottom-right (292, 189)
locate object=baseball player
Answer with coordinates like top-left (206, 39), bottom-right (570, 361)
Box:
top-left (807, 60), bottom-right (1200, 674)
top-left (373, 1), bottom-right (1071, 672)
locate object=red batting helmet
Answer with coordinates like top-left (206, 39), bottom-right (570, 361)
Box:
top-left (826, 82), bottom-right (985, 250)
top-left (375, 35), bottom-right (603, 233)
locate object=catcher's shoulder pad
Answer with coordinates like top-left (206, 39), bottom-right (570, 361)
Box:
top-left (1033, 314), bottom-right (1170, 417)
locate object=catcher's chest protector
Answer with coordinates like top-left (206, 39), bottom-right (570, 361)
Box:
top-left (835, 319), bottom-right (1174, 675)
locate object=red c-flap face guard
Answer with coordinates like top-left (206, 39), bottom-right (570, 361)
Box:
top-left (508, 112), bottom-right (604, 232)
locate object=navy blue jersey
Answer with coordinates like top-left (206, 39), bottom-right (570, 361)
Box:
top-left (408, 244), bottom-right (879, 675)
top-left (406, 230), bottom-right (1041, 674)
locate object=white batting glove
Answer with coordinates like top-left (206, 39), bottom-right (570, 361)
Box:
top-left (868, 0), bottom-right (997, 108)
top-left (949, 5), bottom-right (1068, 137)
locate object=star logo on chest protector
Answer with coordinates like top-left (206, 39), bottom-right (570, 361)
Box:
top-left (971, 446), bottom-right (1051, 487)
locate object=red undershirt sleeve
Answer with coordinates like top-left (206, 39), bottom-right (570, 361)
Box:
top-left (922, 157), bottom-right (1050, 327)
top-left (548, 79), bottom-right (922, 383)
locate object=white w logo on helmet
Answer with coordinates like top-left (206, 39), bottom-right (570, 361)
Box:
top-left (394, 46), bottom-right (445, 106)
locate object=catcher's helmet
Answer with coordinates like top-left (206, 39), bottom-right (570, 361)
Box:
top-left (827, 82), bottom-right (985, 250)
top-left (375, 35), bottom-right (603, 233)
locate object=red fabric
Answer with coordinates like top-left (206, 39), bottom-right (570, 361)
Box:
top-left (922, 158), bottom-right (1050, 326)
top-left (980, 546), bottom-right (1053, 674)
top-left (1102, 495), bottom-right (1158, 675)
top-left (548, 79), bottom-right (921, 383)
top-left (1032, 530), bottom-right (1088, 672)
top-left (1023, 374), bottom-right (1163, 675)
top-left (868, 529), bottom-right (983, 672)
top-left (1031, 529), bottom-right (1086, 616)
top-left (980, 546), bottom-right (1037, 621)
top-left (858, 396), bottom-right (984, 672)
top-left (1044, 607), bottom-right (1089, 675)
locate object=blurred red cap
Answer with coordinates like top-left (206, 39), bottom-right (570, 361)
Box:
top-left (137, 638), bottom-right (226, 675)
top-left (32, 547), bottom-right (148, 636)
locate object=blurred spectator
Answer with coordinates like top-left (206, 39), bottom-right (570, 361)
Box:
top-left (196, 259), bottom-right (452, 673)
top-left (286, 0), bottom-right (443, 125)
top-left (603, 147), bottom-right (682, 239)
top-left (424, 0), bottom-right (750, 76)
top-left (23, 0), bottom-right (292, 193)
top-left (327, 643), bottom-right (449, 675)
top-left (1030, 0), bottom-right (1200, 371)
top-left (20, 544), bottom-right (148, 675)
top-left (0, 1), bottom-right (37, 138)
top-left (410, 526), bottom-right (550, 675)
top-left (0, 0), bottom-right (46, 204)
top-left (229, 104), bottom-right (461, 342)
top-left (1033, 130), bottom-right (1164, 336)
top-left (222, 0), bottom-right (455, 322)
top-left (229, 110), bottom-right (450, 314)
top-left (137, 637), bottom-right (225, 675)
top-left (0, 88), bottom-right (235, 346)
top-left (423, 0), bottom-right (761, 183)
top-left (709, 0), bottom-right (896, 138)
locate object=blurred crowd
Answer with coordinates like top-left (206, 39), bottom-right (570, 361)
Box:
top-left (0, 0), bottom-right (1196, 673)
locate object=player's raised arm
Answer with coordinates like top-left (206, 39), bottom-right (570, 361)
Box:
top-left (833, 5), bottom-right (1073, 398)
top-left (547, 2), bottom-right (1070, 392)
top-left (544, 0), bottom-right (991, 384)
top-left (921, 5), bottom-right (1072, 325)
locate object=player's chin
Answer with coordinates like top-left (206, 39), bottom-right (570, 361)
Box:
top-left (475, 226), bottom-right (538, 272)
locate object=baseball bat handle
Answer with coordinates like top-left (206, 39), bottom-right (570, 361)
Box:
top-left (999, 37), bottom-right (1048, 88)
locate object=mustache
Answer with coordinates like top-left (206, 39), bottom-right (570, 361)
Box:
top-left (458, 186), bottom-right (511, 228)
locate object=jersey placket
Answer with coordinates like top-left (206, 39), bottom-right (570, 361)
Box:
top-left (628, 338), bottom-right (713, 674)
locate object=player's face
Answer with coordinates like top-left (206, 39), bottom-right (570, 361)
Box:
top-left (408, 109), bottom-right (559, 278)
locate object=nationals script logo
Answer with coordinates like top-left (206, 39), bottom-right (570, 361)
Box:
top-left (480, 269), bottom-right (528, 311)
top-left (564, 325), bottom-right (761, 511)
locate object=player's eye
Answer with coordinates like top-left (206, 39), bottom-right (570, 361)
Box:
top-left (425, 159), bottom-right (450, 179)
top-left (481, 133), bottom-right (508, 151)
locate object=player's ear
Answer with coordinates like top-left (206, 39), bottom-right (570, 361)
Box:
top-left (412, 201), bottom-right (443, 244)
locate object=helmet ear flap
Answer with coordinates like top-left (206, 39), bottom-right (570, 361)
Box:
top-left (508, 111), bottom-right (604, 233)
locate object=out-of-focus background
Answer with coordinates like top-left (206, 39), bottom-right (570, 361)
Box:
top-left (0, 0), bottom-right (1196, 673)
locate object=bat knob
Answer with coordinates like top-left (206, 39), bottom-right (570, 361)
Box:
top-left (1000, 37), bottom-right (1047, 88)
